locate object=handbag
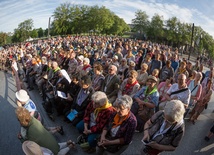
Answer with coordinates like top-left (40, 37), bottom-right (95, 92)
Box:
top-left (138, 105), bottom-right (154, 121)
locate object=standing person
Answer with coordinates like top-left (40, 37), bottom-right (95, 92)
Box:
top-left (189, 80), bottom-right (213, 124)
top-left (141, 100), bottom-right (185, 155)
top-left (187, 72), bottom-right (202, 115)
top-left (96, 95), bottom-right (137, 155)
top-left (101, 65), bottom-right (120, 103)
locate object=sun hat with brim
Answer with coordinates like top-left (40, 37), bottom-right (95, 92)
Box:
top-left (15, 89), bottom-right (29, 102)
top-left (147, 75), bottom-right (158, 82)
top-left (22, 141), bottom-right (43, 155)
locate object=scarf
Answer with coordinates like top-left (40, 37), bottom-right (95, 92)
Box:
top-left (178, 67), bottom-right (186, 74)
top-left (112, 112), bottom-right (130, 128)
top-left (139, 86), bottom-right (157, 102)
top-left (83, 64), bottom-right (91, 71)
top-left (53, 67), bottom-right (60, 73)
top-left (94, 102), bottom-right (112, 118)
top-left (122, 80), bottom-right (138, 95)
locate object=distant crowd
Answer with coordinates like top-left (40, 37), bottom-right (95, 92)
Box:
top-left (0, 36), bottom-right (214, 155)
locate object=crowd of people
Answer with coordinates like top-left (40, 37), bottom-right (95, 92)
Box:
top-left (0, 35), bottom-right (214, 155)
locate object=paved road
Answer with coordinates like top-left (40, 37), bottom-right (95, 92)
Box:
top-left (0, 60), bottom-right (214, 155)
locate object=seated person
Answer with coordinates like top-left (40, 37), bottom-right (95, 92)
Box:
top-left (132, 75), bottom-right (159, 132)
top-left (16, 107), bottom-right (75, 155)
top-left (141, 100), bottom-right (185, 155)
top-left (159, 74), bottom-right (191, 111)
top-left (96, 95), bottom-right (137, 155)
top-left (118, 70), bottom-right (140, 98)
top-left (76, 91), bottom-right (115, 153)
top-left (66, 75), bottom-right (94, 126)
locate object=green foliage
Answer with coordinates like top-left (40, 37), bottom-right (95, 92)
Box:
top-left (51, 3), bottom-right (129, 36)
top-left (30, 29), bottom-right (38, 38)
top-left (132, 10), bottom-right (149, 34)
top-left (12, 19), bottom-right (34, 42)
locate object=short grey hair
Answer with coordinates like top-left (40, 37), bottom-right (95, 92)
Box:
top-left (91, 91), bottom-right (108, 106)
top-left (109, 65), bottom-right (117, 72)
top-left (164, 100), bottom-right (185, 122)
top-left (115, 95), bottom-right (133, 109)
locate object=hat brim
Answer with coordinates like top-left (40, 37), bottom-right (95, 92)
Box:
top-left (15, 92), bottom-right (29, 102)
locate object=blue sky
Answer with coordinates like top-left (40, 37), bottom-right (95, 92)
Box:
top-left (1, 0), bottom-right (214, 37)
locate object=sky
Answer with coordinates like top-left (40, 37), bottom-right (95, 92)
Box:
top-left (1, 0), bottom-right (214, 37)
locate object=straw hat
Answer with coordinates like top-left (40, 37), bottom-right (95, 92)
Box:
top-left (15, 89), bottom-right (29, 102)
top-left (22, 141), bottom-right (43, 155)
top-left (147, 75), bottom-right (158, 82)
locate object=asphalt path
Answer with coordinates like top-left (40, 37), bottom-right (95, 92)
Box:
top-left (0, 58), bottom-right (214, 155)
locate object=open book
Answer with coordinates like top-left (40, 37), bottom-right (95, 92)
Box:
top-left (57, 91), bottom-right (67, 99)
top-left (67, 110), bottom-right (78, 121)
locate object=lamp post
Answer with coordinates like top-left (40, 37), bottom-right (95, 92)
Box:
top-left (48, 16), bottom-right (54, 38)
top-left (188, 23), bottom-right (194, 60)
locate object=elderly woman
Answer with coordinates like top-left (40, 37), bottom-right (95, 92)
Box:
top-left (189, 79), bottom-right (213, 124)
top-left (92, 64), bottom-right (105, 91)
top-left (96, 95), bottom-right (137, 155)
top-left (118, 70), bottom-right (140, 98)
top-left (79, 57), bottom-right (92, 78)
top-left (137, 63), bottom-right (149, 86)
top-left (16, 107), bottom-right (75, 155)
top-left (76, 91), bottom-right (115, 153)
top-left (132, 75), bottom-right (159, 132)
top-left (141, 100), bottom-right (185, 155)
top-left (187, 72), bottom-right (202, 108)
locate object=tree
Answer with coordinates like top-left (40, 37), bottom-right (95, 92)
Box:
top-left (30, 29), bottom-right (38, 38)
top-left (53, 3), bottom-right (71, 35)
top-left (147, 14), bottom-right (164, 41)
top-left (107, 15), bottom-right (130, 35)
top-left (37, 28), bottom-right (44, 38)
top-left (132, 10), bottom-right (149, 35)
top-left (11, 19), bottom-right (34, 42)
top-left (0, 32), bottom-right (7, 45)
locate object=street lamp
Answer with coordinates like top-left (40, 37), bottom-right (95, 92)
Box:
top-left (188, 23), bottom-right (194, 60)
top-left (48, 15), bottom-right (54, 38)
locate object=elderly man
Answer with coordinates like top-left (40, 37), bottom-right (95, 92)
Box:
top-left (159, 74), bottom-right (191, 110)
top-left (101, 65), bottom-right (120, 103)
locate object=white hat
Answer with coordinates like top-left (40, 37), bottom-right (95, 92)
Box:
top-left (77, 55), bottom-right (84, 61)
top-left (113, 55), bottom-right (118, 60)
top-left (15, 89), bottom-right (29, 102)
top-left (22, 141), bottom-right (43, 155)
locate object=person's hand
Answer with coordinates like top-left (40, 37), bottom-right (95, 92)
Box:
top-left (83, 129), bottom-right (91, 135)
top-left (147, 141), bottom-right (159, 149)
top-left (142, 132), bottom-right (150, 142)
top-left (17, 133), bottom-right (22, 139)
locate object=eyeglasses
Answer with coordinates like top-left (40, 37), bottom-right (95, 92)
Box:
top-left (163, 116), bottom-right (175, 125)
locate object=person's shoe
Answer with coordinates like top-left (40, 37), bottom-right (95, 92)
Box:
top-left (80, 142), bottom-right (90, 150)
top-left (204, 136), bottom-right (210, 142)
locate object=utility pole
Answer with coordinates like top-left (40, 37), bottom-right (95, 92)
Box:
top-left (188, 23), bottom-right (194, 60)
top-left (48, 17), bottom-right (51, 38)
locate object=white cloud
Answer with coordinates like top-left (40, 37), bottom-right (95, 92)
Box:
top-left (0, 0), bottom-right (214, 38)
